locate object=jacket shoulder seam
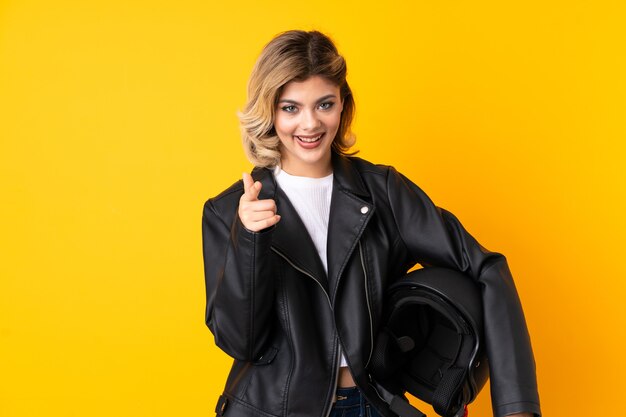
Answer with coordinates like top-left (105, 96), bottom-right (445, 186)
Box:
top-left (210, 182), bottom-right (243, 203)
top-left (347, 156), bottom-right (389, 177)
top-left (204, 180), bottom-right (244, 228)
top-left (204, 200), bottom-right (230, 230)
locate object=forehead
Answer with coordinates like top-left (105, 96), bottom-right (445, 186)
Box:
top-left (279, 75), bottom-right (340, 99)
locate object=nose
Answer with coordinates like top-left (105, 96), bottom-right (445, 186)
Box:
top-left (300, 108), bottom-right (321, 131)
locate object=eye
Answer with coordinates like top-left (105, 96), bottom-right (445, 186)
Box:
top-left (319, 102), bottom-right (334, 110)
top-left (281, 105), bottom-right (297, 113)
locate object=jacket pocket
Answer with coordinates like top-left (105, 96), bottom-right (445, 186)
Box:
top-left (216, 394), bottom-right (281, 417)
top-left (252, 346), bottom-right (279, 366)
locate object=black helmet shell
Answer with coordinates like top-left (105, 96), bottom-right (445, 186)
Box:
top-left (369, 267), bottom-right (489, 417)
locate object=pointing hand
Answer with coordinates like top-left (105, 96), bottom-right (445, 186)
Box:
top-left (238, 172), bottom-right (281, 232)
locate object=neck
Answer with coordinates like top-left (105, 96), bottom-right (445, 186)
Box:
top-left (280, 155), bottom-right (332, 178)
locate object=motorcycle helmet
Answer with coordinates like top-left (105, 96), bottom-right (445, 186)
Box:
top-left (368, 266), bottom-right (489, 417)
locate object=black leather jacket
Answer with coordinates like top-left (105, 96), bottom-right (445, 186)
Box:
top-left (202, 152), bottom-right (541, 417)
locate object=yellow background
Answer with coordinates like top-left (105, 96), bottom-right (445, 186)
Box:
top-left (1, 0), bottom-right (625, 416)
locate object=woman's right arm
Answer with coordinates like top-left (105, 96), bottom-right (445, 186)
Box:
top-left (201, 174), bottom-right (280, 362)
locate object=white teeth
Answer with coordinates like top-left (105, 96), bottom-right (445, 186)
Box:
top-left (296, 134), bottom-right (323, 143)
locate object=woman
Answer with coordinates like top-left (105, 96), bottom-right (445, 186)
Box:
top-left (202, 30), bottom-right (540, 417)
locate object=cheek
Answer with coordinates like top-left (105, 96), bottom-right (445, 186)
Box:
top-left (274, 115), bottom-right (296, 136)
top-left (325, 112), bottom-right (342, 130)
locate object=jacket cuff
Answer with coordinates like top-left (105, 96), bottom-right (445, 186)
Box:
top-left (494, 401), bottom-right (541, 417)
top-left (233, 214), bottom-right (276, 246)
top-left (235, 214), bottom-right (276, 240)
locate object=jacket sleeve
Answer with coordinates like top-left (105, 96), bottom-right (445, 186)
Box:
top-left (201, 197), bottom-right (275, 362)
top-left (385, 166), bottom-right (541, 417)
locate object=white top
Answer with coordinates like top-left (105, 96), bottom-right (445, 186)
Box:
top-left (273, 165), bottom-right (349, 368)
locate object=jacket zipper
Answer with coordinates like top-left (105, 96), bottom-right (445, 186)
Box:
top-left (326, 343), bottom-right (341, 417)
top-left (359, 241), bottom-right (374, 368)
top-left (270, 246), bottom-right (339, 417)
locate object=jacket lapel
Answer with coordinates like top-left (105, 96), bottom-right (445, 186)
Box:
top-left (250, 152), bottom-right (375, 300)
top-left (252, 165), bottom-right (329, 292)
top-left (327, 152), bottom-right (375, 303)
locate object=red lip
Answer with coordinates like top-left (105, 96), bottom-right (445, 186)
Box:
top-left (293, 133), bottom-right (324, 149)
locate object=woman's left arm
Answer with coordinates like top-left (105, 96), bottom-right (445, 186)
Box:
top-left (385, 166), bottom-right (541, 417)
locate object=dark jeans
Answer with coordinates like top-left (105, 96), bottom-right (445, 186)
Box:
top-left (329, 386), bottom-right (383, 417)
top-left (329, 387), bottom-right (469, 417)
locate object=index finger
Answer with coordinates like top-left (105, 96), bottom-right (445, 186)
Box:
top-left (241, 172), bottom-right (261, 201)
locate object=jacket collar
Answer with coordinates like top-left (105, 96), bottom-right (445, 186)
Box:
top-left (330, 151), bottom-right (370, 197)
top-left (251, 152), bottom-right (375, 300)
top-left (250, 151), bottom-right (370, 201)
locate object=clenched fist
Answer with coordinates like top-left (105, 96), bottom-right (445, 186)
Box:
top-left (238, 172), bottom-right (281, 232)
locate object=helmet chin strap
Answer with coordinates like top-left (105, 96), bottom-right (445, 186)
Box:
top-left (369, 377), bottom-right (426, 417)
top-left (370, 377), bottom-right (468, 417)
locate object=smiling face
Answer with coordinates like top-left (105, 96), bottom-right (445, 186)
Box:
top-left (274, 75), bottom-right (343, 178)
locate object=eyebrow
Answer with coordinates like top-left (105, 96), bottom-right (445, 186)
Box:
top-left (278, 94), bottom-right (337, 105)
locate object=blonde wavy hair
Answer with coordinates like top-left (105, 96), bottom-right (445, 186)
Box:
top-left (238, 30), bottom-right (357, 168)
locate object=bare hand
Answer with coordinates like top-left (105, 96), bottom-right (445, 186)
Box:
top-left (238, 172), bottom-right (281, 232)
